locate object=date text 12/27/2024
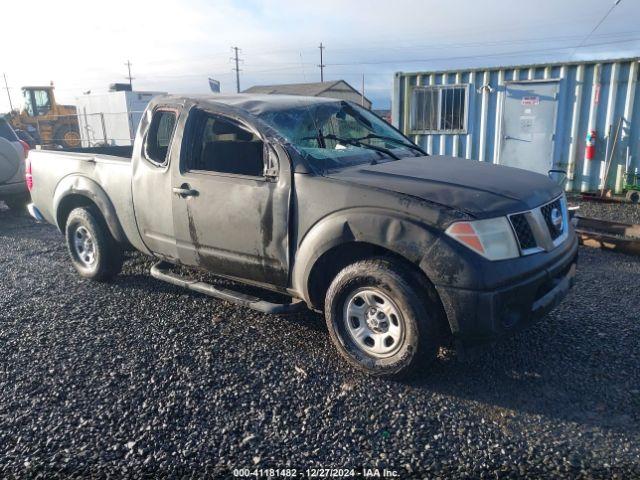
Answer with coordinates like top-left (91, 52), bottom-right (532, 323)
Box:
top-left (232, 467), bottom-right (401, 478)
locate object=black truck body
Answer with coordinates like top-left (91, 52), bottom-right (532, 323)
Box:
top-left (27, 94), bottom-right (578, 376)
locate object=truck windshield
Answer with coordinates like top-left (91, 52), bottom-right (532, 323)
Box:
top-left (257, 100), bottom-right (424, 171)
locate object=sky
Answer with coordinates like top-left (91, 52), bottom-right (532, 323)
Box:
top-left (1, 0), bottom-right (639, 112)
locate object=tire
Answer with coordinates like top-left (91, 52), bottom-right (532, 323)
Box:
top-left (65, 207), bottom-right (123, 281)
top-left (324, 258), bottom-right (442, 378)
top-left (54, 124), bottom-right (81, 149)
top-left (626, 190), bottom-right (640, 204)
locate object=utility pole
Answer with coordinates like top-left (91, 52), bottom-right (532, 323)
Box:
top-left (231, 47), bottom-right (242, 93)
top-left (3, 73), bottom-right (14, 112)
top-left (125, 60), bottom-right (134, 90)
top-left (318, 42), bottom-right (326, 82)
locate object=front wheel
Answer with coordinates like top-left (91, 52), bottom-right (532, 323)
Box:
top-left (65, 207), bottom-right (123, 281)
top-left (54, 124), bottom-right (81, 149)
top-left (325, 258), bottom-right (442, 378)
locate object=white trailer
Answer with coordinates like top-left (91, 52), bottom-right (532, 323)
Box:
top-left (75, 91), bottom-right (165, 147)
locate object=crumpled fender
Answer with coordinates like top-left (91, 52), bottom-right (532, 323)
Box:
top-left (291, 207), bottom-right (443, 304)
top-left (53, 175), bottom-right (127, 244)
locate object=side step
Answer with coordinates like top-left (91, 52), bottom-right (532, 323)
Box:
top-left (150, 261), bottom-right (306, 314)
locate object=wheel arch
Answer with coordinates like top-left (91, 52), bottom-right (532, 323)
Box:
top-left (292, 208), bottom-right (443, 310)
top-left (53, 175), bottom-right (128, 245)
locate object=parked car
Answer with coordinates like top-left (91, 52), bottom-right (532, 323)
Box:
top-left (26, 95), bottom-right (578, 377)
top-left (0, 117), bottom-right (30, 212)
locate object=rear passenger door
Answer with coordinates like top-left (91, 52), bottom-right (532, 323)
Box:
top-left (171, 108), bottom-right (291, 287)
top-left (132, 107), bottom-right (180, 260)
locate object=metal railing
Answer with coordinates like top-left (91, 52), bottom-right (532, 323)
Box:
top-left (16, 111), bottom-right (145, 147)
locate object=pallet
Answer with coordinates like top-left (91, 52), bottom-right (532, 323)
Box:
top-left (574, 216), bottom-right (640, 256)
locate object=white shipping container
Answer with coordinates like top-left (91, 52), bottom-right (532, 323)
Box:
top-left (75, 91), bottom-right (166, 147)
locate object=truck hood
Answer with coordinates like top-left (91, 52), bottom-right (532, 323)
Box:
top-left (325, 155), bottom-right (563, 218)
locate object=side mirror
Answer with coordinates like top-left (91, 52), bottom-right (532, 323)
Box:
top-left (264, 145), bottom-right (279, 179)
top-left (548, 169), bottom-right (568, 189)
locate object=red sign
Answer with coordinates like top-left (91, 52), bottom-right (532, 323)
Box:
top-left (521, 96), bottom-right (540, 106)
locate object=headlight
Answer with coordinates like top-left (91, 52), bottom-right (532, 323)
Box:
top-left (445, 217), bottom-right (520, 261)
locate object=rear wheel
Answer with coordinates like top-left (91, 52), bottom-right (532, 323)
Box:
top-left (324, 258), bottom-right (442, 378)
top-left (626, 190), bottom-right (640, 204)
top-left (65, 207), bottom-right (123, 281)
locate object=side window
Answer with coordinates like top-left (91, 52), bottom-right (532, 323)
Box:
top-left (23, 90), bottom-right (34, 116)
top-left (146, 110), bottom-right (177, 165)
top-left (187, 114), bottom-right (264, 177)
top-left (33, 90), bottom-right (51, 116)
top-left (0, 120), bottom-right (18, 141)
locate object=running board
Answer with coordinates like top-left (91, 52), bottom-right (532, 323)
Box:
top-left (150, 261), bottom-right (306, 314)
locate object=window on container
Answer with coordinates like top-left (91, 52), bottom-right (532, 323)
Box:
top-left (145, 110), bottom-right (177, 166)
top-left (410, 85), bottom-right (467, 133)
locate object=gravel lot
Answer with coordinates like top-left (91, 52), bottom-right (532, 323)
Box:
top-left (1, 205), bottom-right (639, 478)
top-left (569, 196), bottom-right (640, 225)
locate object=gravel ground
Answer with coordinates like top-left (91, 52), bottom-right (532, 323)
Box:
top-left (1, 205), bottom-right (639, 478)
top-left (569, 196), bottom-right (640, 225)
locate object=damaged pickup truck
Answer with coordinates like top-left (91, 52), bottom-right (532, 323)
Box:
top-left (27, 94), bottom-right (578, 377)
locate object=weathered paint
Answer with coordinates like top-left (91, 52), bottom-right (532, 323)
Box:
top-left (394, 57), bottom-right (640, 192)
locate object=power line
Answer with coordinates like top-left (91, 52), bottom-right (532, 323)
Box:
top-left (318, 42), bottom-right (326, 82)
top-left (3, 73), bottom-right (13, 112)
top-left (570, 0), bottom-right (623, 59)
top-left (125, 60), bottom-right (134, 89)
top-left (231, 46), bottom-right (242, 93)
top-left (325, 36), bottom-right (640, 67)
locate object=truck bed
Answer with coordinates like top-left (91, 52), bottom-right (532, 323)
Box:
top-left (58, 145), bottom-right (134, 158)
top-left (28, 148), bottom-right (146, 253)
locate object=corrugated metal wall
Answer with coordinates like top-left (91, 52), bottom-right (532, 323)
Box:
top-left (393, 58), bottom-right (640, 192)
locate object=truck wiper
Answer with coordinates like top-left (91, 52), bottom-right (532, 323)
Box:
top-left (356, 133), bottom-right (428, 157)
top-left (323, 133), bottom-right (399, 160)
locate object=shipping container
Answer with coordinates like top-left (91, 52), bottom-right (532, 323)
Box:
top-left (75, 91), bottom-right (165, 147)
top-left (393, 57), bottom-right (640, 192)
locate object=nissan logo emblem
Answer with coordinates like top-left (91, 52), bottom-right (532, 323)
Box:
top-left (550, 207), bottom-right (563, 232)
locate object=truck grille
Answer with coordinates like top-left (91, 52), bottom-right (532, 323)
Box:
top-left (508, 195), bottom-right (568, 255)
top-left (510, 213), bottom-right (537, 250)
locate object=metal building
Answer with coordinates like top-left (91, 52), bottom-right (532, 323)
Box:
top-left (393, 57), bottom-right (640, 192)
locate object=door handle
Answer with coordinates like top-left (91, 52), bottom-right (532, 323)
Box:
top-left (172, 184), bottom-right (198, 198)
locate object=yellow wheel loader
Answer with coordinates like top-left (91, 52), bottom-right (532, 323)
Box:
top-left (8, 85), bottom-right (81, 148)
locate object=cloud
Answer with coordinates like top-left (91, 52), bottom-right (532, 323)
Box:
top-left (0, 0), bottom-right (638, 111)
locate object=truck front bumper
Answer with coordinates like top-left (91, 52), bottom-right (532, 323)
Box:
top-left (435, 235), bottom-right (579, 344)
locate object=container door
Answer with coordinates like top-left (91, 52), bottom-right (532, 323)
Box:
top-left (499, 81), bottom-right (559, 175)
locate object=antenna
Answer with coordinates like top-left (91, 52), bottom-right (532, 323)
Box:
top-left (231, 47), bottom-right (242, 93)
top-left (3, 73), bottom-right (14, 111)
top-left (124, 60), bottom-right (134, 90)
top-left (318, 42), bottom-right (326, 82)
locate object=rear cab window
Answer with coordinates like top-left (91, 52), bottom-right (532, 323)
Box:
top-left (145, 110), bottom-right (177, 166)
top-left (0, 119), bottom-right (19, 142)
